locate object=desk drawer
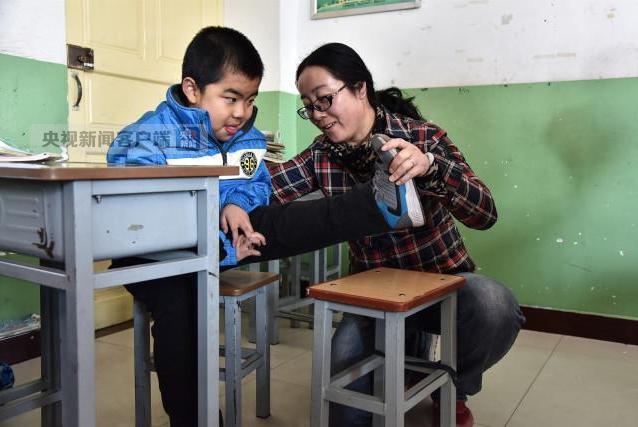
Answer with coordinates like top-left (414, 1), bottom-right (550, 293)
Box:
top-left (0, 181), bottom-right (199, 261)
top-left (0, 180), bottom-right (64, 261)
top-left (92, 191), bottom-right (197, 260)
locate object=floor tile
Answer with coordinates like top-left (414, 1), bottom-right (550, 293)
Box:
top-left (271, 350), bottom-right (312, 387)
top-left (221, 378), bottom-right (310, 427)
top-left (469, 331), bottom-right (561, 427)
top-left (507, 336), bottom-right (638, 427)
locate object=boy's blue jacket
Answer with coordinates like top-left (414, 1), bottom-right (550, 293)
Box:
top-left (106, 85), bottom-right (271, 266)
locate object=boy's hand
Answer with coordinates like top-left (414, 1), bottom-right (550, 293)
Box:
top-left (235, 233), bottom-right (264, 262)
top-left (221, 204), bottom-right (263, 247)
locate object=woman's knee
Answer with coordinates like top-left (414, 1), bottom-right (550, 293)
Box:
top-left (330, 314), bottom-right (374, 373)
top-left (456, 273), bottom-right (525, 331)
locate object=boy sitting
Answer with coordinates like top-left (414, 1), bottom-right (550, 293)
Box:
top-left (108, 26), bottom-right (268, 265)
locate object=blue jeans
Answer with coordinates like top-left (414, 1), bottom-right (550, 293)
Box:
top-left (328, 273), bottom-right (526, 427)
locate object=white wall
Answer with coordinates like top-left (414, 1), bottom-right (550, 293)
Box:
top-left (223, 0), bottom-right (282, 91)
top-left (0, 0), bottom-right (66, 64)
top-left (225, 0), bottom-right (638, 92)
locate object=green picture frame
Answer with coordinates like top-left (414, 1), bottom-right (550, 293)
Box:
top-left (311, 0), bottom-right (421, 20)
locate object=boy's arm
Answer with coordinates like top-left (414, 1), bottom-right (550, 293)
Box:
top-left (220, 144), bottom-right (271, 245)
top-left (106, 122), bottom-right (167, 165)
top-left (222, 161), bottom-right (271, 212)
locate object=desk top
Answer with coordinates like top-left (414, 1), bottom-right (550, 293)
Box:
top-left (308, 267), bottom-right (465, 312)
top-left (0, 162), bottom-right (238, 181)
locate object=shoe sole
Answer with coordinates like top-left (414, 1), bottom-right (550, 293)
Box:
top-left (370, 134), bottom-right (425, 227)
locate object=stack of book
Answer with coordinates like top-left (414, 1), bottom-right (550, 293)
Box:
top-left (262, 131), bottom-right (286, 163)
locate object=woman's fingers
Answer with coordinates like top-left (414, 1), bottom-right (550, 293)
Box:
top-left (385, 141), bottom-right (429, 183)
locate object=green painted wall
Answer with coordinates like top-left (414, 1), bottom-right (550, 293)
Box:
top-left (255, 91), bottom-right (300, 158)
top-left (0, 53), bottom-right (68, 323)
top-left (0, 53), bottom-right (68, 153)
top-left (406, 79), bottom-right (638, 320)
top-left (261, 78), bottom-right (638, 320)
top-left (0, 254), bottom-right (40, 323)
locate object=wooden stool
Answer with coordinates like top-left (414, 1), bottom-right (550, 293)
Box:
top-left (308, 267), bottom-right (465, 427)
top-left (133, 270), bottom-right (279, 427)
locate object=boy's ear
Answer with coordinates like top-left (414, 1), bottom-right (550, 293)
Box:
top-left (181, 77), bottom-right (201, 106)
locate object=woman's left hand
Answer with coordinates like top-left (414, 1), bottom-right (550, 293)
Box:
top-left (381, 138), bottom-right (432, 184)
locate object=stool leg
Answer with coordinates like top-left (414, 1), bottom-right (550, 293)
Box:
top-left (372, 319), bottom-right (385, 427)
top-left (440, 293), bottom-right (457, 427)
top-left (384, 312), bottom-right (405, 427)
top-left (225, 297), bottom-right (243, 427)
top-left (248, 264), bottom-right (259, 344)
top-left (311, 300), bottom-right (331, 427)
top-left (133, 299), bottom-right (152, 427)
top-left (255, 287), bottom-right (270, 418)
top-left (289, 256), bottom-right (301, 329)
top-left (267, 260), bottom-right (280, 345)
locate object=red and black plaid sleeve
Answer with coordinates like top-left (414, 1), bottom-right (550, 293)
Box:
top-left (267, 144), bottom-right (319, 205)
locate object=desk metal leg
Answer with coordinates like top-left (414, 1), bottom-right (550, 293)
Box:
top-left (61, 181), bottom-right (95, 427)
top-left (197, 178), bottom-right (219, 427)
top-left (41, 286), bottom-right (62, 427)
top-left (133, 299), bottom-right (152, 427)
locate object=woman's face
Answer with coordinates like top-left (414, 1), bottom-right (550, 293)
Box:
top-left (296, 66), bottom-right (372, 144)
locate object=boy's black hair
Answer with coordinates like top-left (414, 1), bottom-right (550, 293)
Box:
top-left (182, 26), bottom-right (264, 88)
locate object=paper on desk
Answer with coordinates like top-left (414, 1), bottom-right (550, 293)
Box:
top-left (0, 152), bottom-right (63, 162)
top-left (0, 136), bottom-right (62, 162)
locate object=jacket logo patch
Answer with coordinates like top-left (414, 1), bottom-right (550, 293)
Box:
top-left (240, 152), bottom-right (258, 176)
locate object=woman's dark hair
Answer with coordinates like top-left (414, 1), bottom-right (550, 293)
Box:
top-left (182, 26), bottom-right (264, 88)
top-left (296, 43), bottom-right (423, 120)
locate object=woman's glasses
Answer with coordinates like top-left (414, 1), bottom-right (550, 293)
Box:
top-left (297, 84), bottom-right (347, 120)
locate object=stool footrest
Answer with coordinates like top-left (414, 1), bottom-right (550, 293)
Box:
top-left (219, 348), bottom-right (264, 381)
top-left (219, 345), bottom-right (259, 360)
top-left (404, 369), bottom-right (449, 411)
top-left (325, 367), bottom-right (450, 415)
top-left (331, 354), bottom-right (384, 389)
top-left (324, 386), bottom-right (385, 415)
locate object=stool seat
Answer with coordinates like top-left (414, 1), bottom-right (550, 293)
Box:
top-left (308, 267), bottom-right (464, 312)
top-left (220, 270), bottom-right (279, 296)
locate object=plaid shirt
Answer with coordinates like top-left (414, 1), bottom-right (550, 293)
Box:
top-left (267, 107), bottom-right (497, 274)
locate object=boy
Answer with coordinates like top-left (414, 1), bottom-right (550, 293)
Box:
top-left (107, 27), bottom-right (425, 426)
top-left (108, 26), bottom-right (269, 265)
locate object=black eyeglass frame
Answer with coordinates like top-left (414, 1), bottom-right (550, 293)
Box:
top-left (297, 84), bottom-right (348, 119)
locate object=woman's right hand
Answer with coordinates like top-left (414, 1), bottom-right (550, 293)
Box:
top-left (382, 138), bottom-right (433, 184)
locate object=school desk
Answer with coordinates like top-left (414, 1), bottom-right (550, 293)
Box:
top-left (0, 162), bottom-right (236, 427)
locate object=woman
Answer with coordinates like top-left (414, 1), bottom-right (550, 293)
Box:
top-left (267, 43), bottom-right (526, 427)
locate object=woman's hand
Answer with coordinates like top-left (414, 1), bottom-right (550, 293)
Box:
top-left (221, 204), bottom-right (266, 247)
top-left (381, 138), bottom-right (433, 184)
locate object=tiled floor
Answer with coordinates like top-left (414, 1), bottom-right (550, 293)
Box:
top-left (2, 320), bottom-right (637, 427)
